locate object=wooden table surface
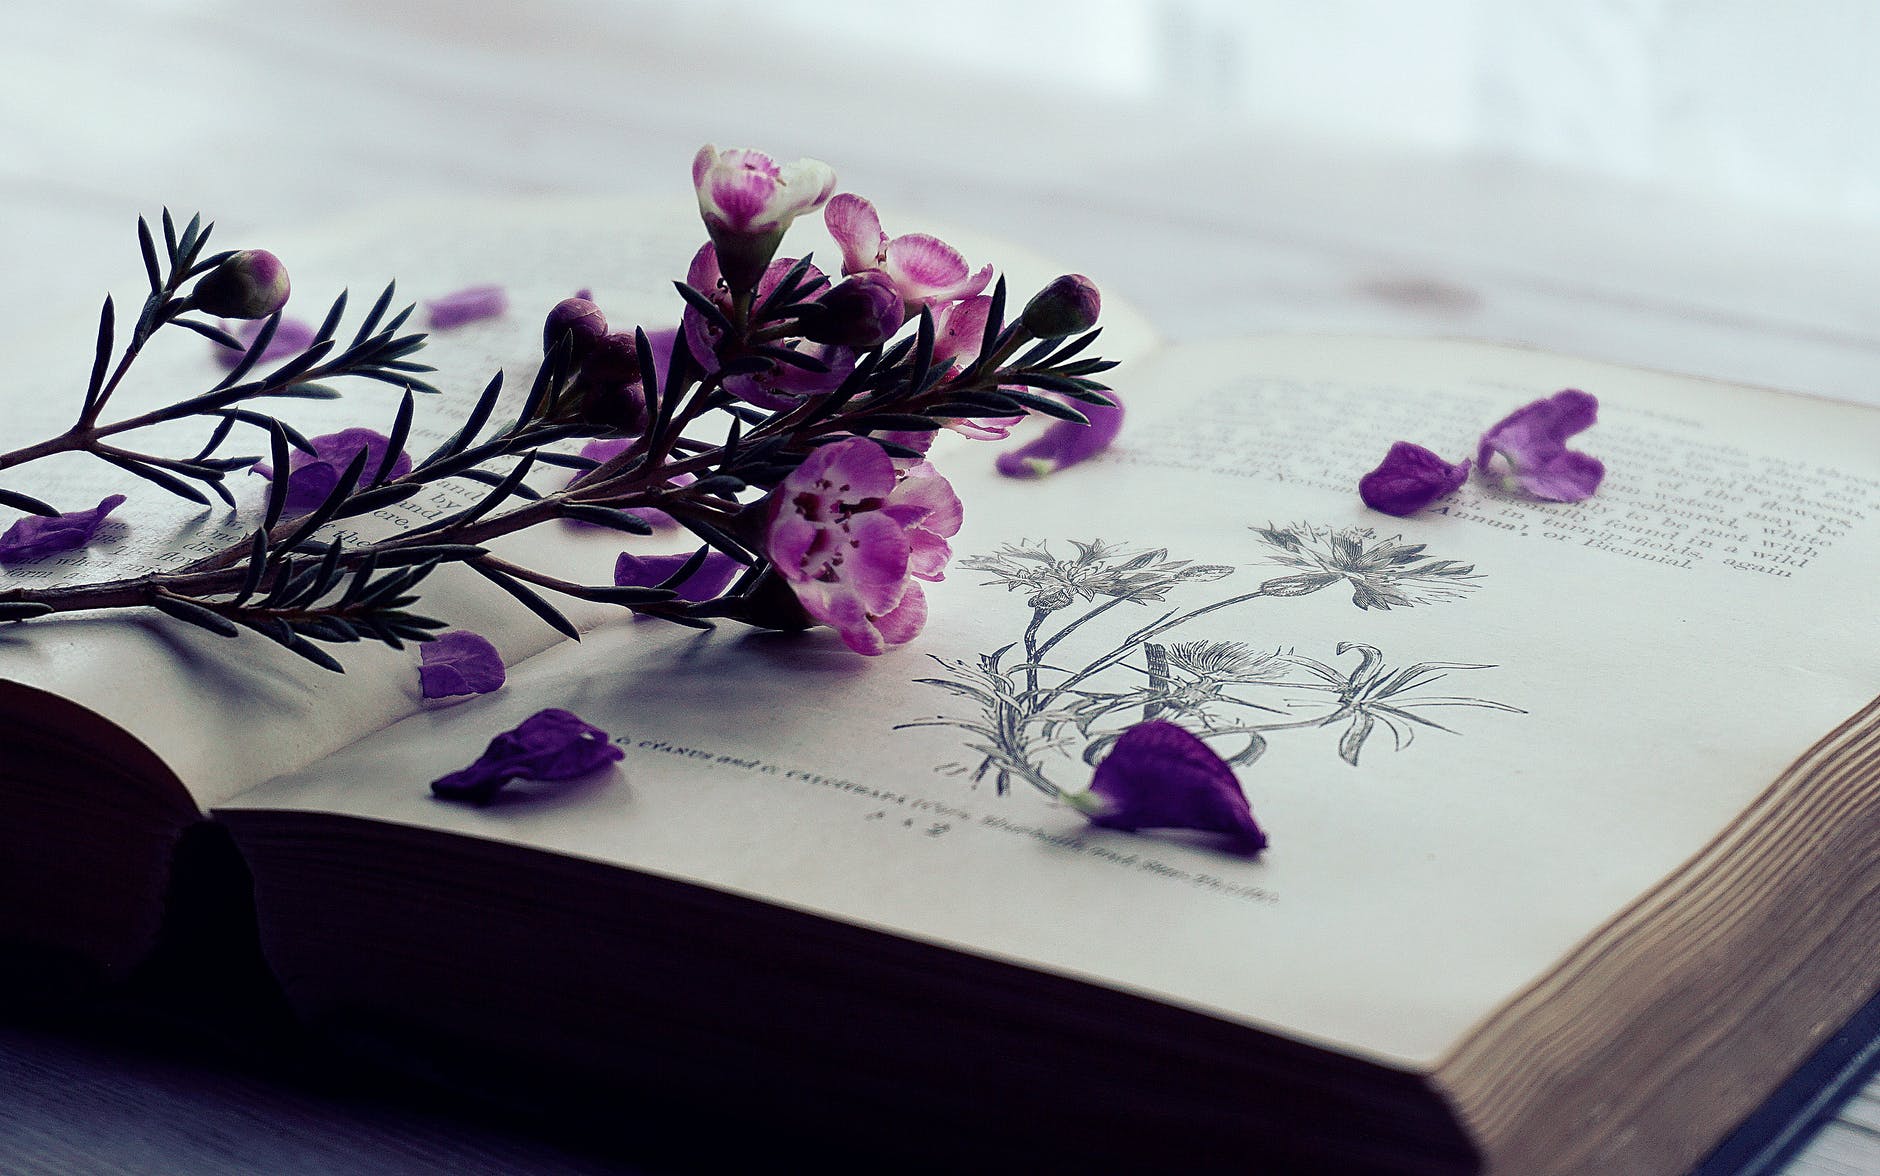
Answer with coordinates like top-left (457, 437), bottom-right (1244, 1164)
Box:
top-left (2, 2), bottom-right (1877, 1171)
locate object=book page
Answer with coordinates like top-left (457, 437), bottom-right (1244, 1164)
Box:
top-left (224, 335), bottom-right (1880, 1067)
top-left (0, 196), bottom-right (1155, 806)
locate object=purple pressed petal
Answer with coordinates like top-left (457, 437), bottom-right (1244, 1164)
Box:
top-left (268, 428), bottom-right (412, 515)
top-left (1478, 389), bottom-right (1599, 474)
top-left (212, 315), bottom-right (316, 370)
top-left (430, 708), bottom-right (623, 805)
top-left (824, 193), bottom-right (887, 274)
top-left (1358, 442), bottom-right (1471, 516)
top-left (996, 395), bottom-right (1125, 479)
top-left (1515, 450), bottom-right (1606, 502)
top-left (419, 630), bottom-right (506, 698)
top-left (0, 494), bottom-right (127, 563)
top-left (425, 285), bottom-right (508, 329)
top-left (613, 550), bottom-right (742, 602)
top-left (1084, 721), bottom-right (1266, 854)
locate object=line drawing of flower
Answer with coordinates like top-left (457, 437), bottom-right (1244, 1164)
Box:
top-left (1251, 521), bottom-right (1480, 610)
top-left (902, 526), bottom-right (1518, 806)
top-left (960, 539), bottom-right (1233, 612)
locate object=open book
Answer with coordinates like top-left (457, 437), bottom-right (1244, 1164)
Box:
top-left (2, 199), bottom-right (1877, 1174)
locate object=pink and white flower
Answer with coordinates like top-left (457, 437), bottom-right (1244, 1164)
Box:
top-left (824, 193), bottom-right (992, 313)
top-left (692, 145), bottom-right (835, 292)
top-left (765, 437), bottom-right (962, 656)
top-left (692, 145), bottom-right (836, 238)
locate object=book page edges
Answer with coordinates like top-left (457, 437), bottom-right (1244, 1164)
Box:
top-left (1432, 693), bottom-right (1880, 1175)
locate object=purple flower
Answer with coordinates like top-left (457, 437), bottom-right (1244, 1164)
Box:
top-left (824, 193), bottom-right (992, 313)
top-left (614, 550), bottom-right (742, 608)
top-left (1359, 442), bottom-right (1470, 516)
top-left (192, 250), bottom-right (291, 319)
top-left (682, 244), bottom-right (850, 410)
top-left (1477, 389), bottom-right (1605, 502)
top-left (0, 494), bottom-right (126, 563)
top-left (996, 393), bottom-right (1125, 478)
top-left (252, 427), bottom-right (412, 515)
top-left (430, 708), bottom-right (623, 806)
top-left (1074, 721), bottom-right (1267, 855)
top-left (425, 285), bottom-right (508, 329)
top-left (692, 145), bottom-right (835, 292)
top-left (211, 315), bottom-right (316, 370)
top-left (418, 630), bottom-right (507, 699)
top-left (764, 438), bottom-right (962, 656)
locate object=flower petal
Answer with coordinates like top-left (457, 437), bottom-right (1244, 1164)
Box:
top-left (258, 428), bottom-right (414, 515)
top-left (0, 494), bottom-right (127, 563)
top-left (824, 193), bottom-right (887, 275)
top-left (1358, 442), bottom-right (1470, 516)
top-left (996, 394), bottom-right (1125, 479)
top-left (212, 316), bottom-right (316, 370)
top-left (1478, 389), bottom-right (1604, 502)
top-left (1079, 721), bottom-right (1266, 854)
top-left (613, 550), bottom-right (742, 603)
top-left (419, 630), bottom-right (507, 698)
top-left (425, 285), bottom-right (508, 329)
top-left (430, 708), bottom-right (623, 805)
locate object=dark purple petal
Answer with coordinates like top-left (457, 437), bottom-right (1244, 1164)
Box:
top-left (995, 394), bottom-right (1124, 479)
top-left (418, 630), bottom-right (507, 698)
top-left (614, 550), bottom-right (743, 605)
top-left (1477, 389), bottom-right (1604, 502)
top-left (212, 316), bottom-right (316, 370)
top-left (0, 494), bottom-right (127, 563)
top-left (430, 708), bottom-right (623, 805)
top-left (253, 427), bottom-right (413, 515)
top-left (1082, 721), bottom-right (1266, 854)
top-left (1358, 442), bottom-right (1470, 516)
top-left (426, 285), bottom-right (508, 329)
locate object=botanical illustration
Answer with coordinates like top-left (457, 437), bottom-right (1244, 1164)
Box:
top-left (904, 523), bottom-right (1522, 800)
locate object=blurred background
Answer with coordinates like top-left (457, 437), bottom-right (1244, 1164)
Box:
top-left (8, 0), bottom-right (1880, 399)
top-left (3, 2), bottom-right (1878, 1172)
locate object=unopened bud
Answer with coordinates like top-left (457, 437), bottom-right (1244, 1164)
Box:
top-left (800, 272), bottom-right (904, 348)
top-left (565, 332), bottom-right (647, 433)
top-left (1019, 273), bottom-right (1101, 339)
top-left (192, 250), bottom-right (291, 319)
top-left (543, 297), bottom-right (609, 358)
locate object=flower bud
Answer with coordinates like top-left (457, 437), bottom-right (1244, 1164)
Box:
top-left (565, 332), bottom-right (647, 433)
top-left (800, 272), bottom-right (904, 348)
top-left (1019, 273), bottom-right (1101, 339)
top-left (192, 249), bottom-right (291, 319)
top-left (543, 297), bottom-right (609, 359)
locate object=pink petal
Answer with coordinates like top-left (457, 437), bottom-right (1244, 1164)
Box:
top-left (996, 394), bottom-right (1125, 479)
top-left (824, 193), bottom-right (887, 275)
top-left (882, 234), bottom-right (973, 303)
top-left (1515, 451), bottom-right (1606, 502)
top-left (931, 296), bottom-right (992, 367)
top-left (842, 511), bottom-right (913, 613)
top-left (871, 580), bottom-right (928, 647)
top-left (1358, 442), bottom-right (1470, 516)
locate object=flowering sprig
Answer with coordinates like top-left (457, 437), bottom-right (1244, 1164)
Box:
top-left (0, 148), bottom-right (1122, 668)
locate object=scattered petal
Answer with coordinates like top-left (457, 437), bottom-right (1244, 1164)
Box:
top-left (1359, 442), bottom-right (1470, 516)
top-left (996, 394), bottom-right (1125, 478)
top-left (212, 316), bottom-right (316, 370)
top-left (252, 427), bottom-right (412, 515)
top-left (0, 494), bottom-right (126, 563)
top-left (426, 285), bottom-right (508, 329)
top-left (418, 630), bottom-right (507, 698)
top-left (1074, 721), bottom-right (1266, 854)
top-left (1477, 389), bottom-right (1604, 502)
top-left (614, 550), bottom-right (743, 607)
top-left (430, 708), bottom-right (623, 806)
